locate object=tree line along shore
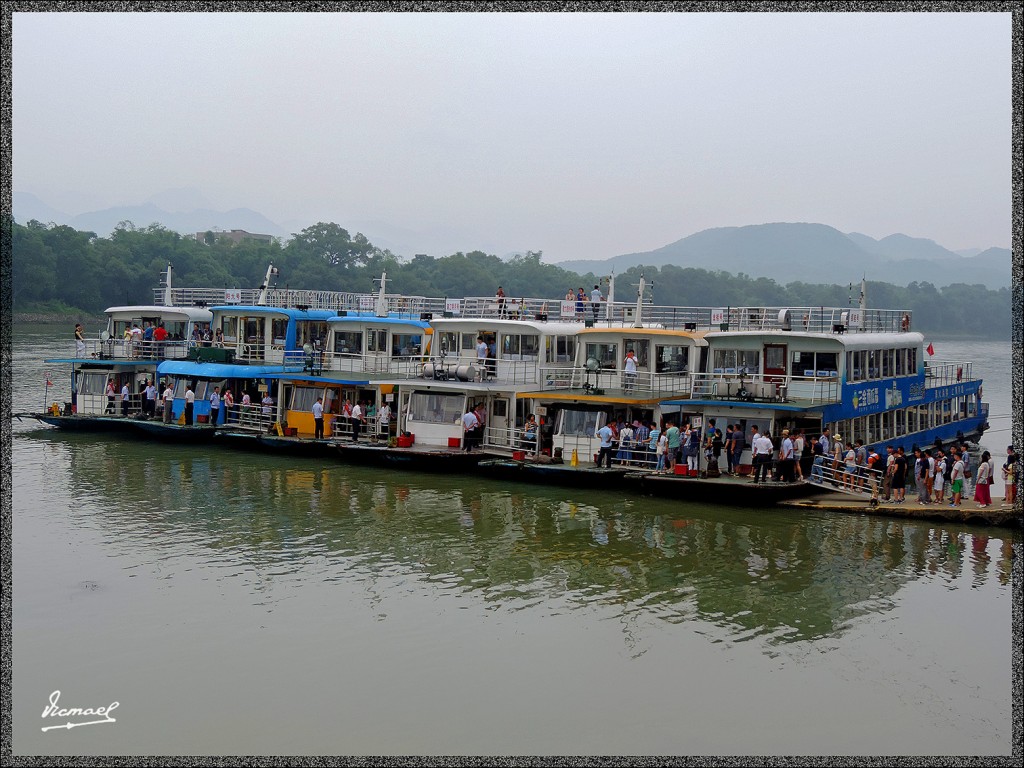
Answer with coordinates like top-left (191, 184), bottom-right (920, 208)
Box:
top-left (9, 218), bottom-right (1013, 338)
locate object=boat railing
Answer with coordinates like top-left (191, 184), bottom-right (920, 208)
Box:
top-left (924, 360), bottom-right (977, 386)
top-left (74, 337), bottom-right (196, 361)
top-left (156, 285), bottom-right (914, 334)
top-left (312, 351), bottom-right (429, 378)
top-left (222, 403), bottom-right (276, 432)
top-left (807, 456), bottom-right (885, 498)
top-left (690, 372), bottom-right (840, 404)
top-left (537, 365), bottom-right (695, 398)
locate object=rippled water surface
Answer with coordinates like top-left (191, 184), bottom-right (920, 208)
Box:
top-left (9, 327), bottom-right (1018, 755)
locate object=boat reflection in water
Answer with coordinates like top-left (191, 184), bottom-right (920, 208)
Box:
top-left (51, 430), bottom-right (1015, 648)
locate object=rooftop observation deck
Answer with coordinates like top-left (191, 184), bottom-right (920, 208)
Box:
top-left (155, 287), bottom-right (913, 335)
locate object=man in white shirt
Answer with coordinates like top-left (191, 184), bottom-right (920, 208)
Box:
top-left (185, 385), bottom-right (195, 426)
top-left (596, 422), bottom-right (615, 467)
top-left (462, 408), bottom-right (480, 452)
top-left (121, 382), bottom-right (131, 417)
top-left (312, 397), bottom-right (324, 439)
top-left (209, 386), bottom-right (221, 426)
top-left (779, 430), bottom-right (795, 482)
top-left (377, 402), bottom-right (392, 438)
top-left (144, 380), bottom-right (158, 418)
top-left (752, 429), bottom-right (774, 483)
top-left (162, 381), bottom-right (175, 423)
top-left (590, 285), bottom-right (603, 319)
top-left (351, 400), bottom-right (364, 441)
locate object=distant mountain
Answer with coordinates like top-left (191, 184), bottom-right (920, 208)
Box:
top-left (145, 187), bottom-right (216, 213)
top-left (13, 191), bottom-right (70, 226)
top-left (556, 223), bottom-right (1011, 290)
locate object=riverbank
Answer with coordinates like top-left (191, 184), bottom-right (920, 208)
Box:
top-left (14, 313), bottom-right (107, 325)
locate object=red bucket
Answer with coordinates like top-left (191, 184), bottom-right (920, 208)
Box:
top-left (512, 450), bottom-right (526, 461)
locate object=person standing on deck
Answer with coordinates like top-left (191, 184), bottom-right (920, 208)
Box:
top-left (312, 397), bottom-right (325, 439)
top-left (209, 386), bottom-right (221, 426)
top-left (731, 424), bottom-right (747, 476)
top-left (590, 285), bottom-right (603, 320)
top-left (184, 384), bottom-right (196, 426)
top-left (350, 400), bottom-right (365, 442)
top-left (462, 407), bottom-right (480, 452)
top-left (105, 378), bottom-right (116, 414)
top-left (596, 422), bottom-right (615, 468)
top-left (162, 380), bottom-right (175, 423)
top-left (377, 401), bottom-right (392, 439)
top-left (75, 323), bottom-right (86, 357)
top-left (120, 381), bottom-right (131, 417)
top-left (144, 379), bottom-right (158, 417)
top-left (665, 420), bottom-right (681, 473)
top-left (779, 430), bottom-right (795, 483)
top-left (495, 286), bottom-right (506, 318)
top-left (881, 445), bottom-right (895, 500)
top-left (622, 350), bottom-right (638, 393)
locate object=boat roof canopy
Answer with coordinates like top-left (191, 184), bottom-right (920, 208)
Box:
top-left (104, 305), bottom-right (213, 321)
top-left (328, 316), bottom-right (432, 331)
top-left (156, 361), bottom-right (301, 378)
top-left (210, 306), bottom-right (336, 320)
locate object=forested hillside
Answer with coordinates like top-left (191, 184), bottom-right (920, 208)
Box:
top-left (8, 218), bottom-right (1013, 338)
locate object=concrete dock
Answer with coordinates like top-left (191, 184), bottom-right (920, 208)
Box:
top-left (779, 493), bottom-right (1021, 528)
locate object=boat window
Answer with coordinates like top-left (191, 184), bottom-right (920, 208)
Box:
top-left (656, 345), bottom-right (688, 373)
top-left (333, 330), bottom-right (362, 356)
top-left (558, 408), bottom-right (605, 437)
top-left (817, 352), bottom-right (837, 373)
top-left (896, 349), bottom-right (906, 376)
top-left (367, 329), bottom-right (388, 353)
top-left (78, 372), bottom-right (108, 396)
top-left (271, 318), bottom-right (288, 347)
top-left (793, 351), bottom-right (817, 377)
top-left (907, 347), bottom-right (917, 375)
top-left (436, 332), bottom-right (459, 357)
top-left (623, 339), bottom-right (649, 367)
top-left (522, 334), bottom-right (540, 358)
top-left (585, 342), bottom-right (618, 370)
top-left (546, 335), bottom-right (576, 364)
top-left (882, 349), bottom-right (894, 378)
top-left (297, 321), bottom-right (328, 348)
top-left (290, 386), bottom-right (322, 412)
top-left (461, 333), bottom-right (477, 351)
top-left (407, 392), bottom-right (463, 424)
top-left (502, 333), bottom-right (520, 356)
top-left (392, 333), bottom-right (421, 357)
top-left (713, 349), bottom-right (759, 372)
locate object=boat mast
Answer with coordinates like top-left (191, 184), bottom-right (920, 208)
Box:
top-left (256, 263), bottom-right (279, 306)
top-left (161, 262), bottom-right (173, 305)
top-left (632, 273), bottom-right (650, 329)
top-left (859, 275), bottom-right (867, 314)
top-left (374, 271), bottom-right (389, 317)
top-left (605, 271), bottom-right (614, 321)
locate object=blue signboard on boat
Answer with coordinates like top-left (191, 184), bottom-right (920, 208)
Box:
top-left (824, 374), bottom-right (980, 422)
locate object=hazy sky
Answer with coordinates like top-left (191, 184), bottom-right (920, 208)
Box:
top-left (12, 10), bottom-right (1012, 261)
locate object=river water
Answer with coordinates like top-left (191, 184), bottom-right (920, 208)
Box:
top-left (8, 327), bottom-right (1018, 756)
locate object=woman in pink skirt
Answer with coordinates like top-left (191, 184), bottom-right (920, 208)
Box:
top-left (973, 451), bottom-right (993, 507)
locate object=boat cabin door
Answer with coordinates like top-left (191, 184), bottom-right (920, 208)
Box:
top-left (763, 344), bottom-right (787, 383)
top-left (489, 397), bottom-right (510, 447)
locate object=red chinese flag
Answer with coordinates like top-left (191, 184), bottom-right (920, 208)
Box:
top-left (926, 343), bottom-right (935, 356)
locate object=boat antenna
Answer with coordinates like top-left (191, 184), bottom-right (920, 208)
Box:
top-left (859, 275), bottom-right (867, 313)
top-left (372, 271), bottom-right (388, 317)
top-left (257, 263), bottom-right (279, 306)
top-left (604, 271), bottom-right (614, 321)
